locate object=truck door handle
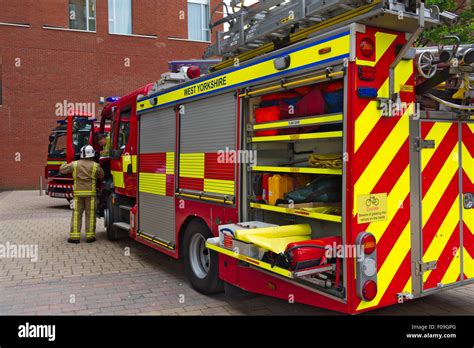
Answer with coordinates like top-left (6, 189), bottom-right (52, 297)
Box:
top-left (464, 193), bottom-right (473, 209)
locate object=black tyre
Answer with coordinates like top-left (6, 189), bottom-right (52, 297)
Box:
top-left (183, 220), bottom-right (224, 295)
top-left (106, 194), bottom-right (122, 241)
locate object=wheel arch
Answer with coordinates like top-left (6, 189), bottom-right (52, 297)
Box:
top-left (177, 215), bottom-right (211, 260)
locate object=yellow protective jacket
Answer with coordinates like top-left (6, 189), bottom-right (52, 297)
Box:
top-left (60, 159), bottom-right (105, 197)
top-left (100, 135), bottom-right (111, 157)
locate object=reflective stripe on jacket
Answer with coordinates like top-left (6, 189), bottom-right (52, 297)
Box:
top-left (60, 160), bottom-right (105, 197)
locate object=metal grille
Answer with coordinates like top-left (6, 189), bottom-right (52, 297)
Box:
top-left (138, 192), bottom-right (176, 244)
top-left (180, 93), bottom-right (237, 153)
top-left (140, 108), bottom-right (176, 153)
top-left (138, 107), bottom-right (176, 245)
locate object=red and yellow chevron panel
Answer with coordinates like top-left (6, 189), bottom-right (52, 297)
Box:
top-left (139, 152), bottom-right (175, 197)
top-left (179, 153), bottom-right (235, 196)
top-left (420, 122), bottom-right (461, 290)
top-left (462, 123), bottom-right (474, 281)
top-left (350, 27), bottom-right (415, 312)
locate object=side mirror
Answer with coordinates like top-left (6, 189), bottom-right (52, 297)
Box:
top-left (110, 149), bottom-right (123, 160)
top-left (48, 144), bottom-right (52, 153)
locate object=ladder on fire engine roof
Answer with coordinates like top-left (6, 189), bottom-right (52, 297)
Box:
top-left (206, 0), bottom-right (457, 71)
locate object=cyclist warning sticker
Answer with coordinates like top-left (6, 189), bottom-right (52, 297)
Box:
top-left (357, 193), bottom-right (388, 224)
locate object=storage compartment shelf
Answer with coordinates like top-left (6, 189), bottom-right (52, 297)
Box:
top-left (206, 237), bottom-right (294, 278)
top-left (206, 237), bottom-right (335, 279)
top-left (250, 202), bottom-right (342, 223)
top-left (251, 166), bottom-right (342, 175)
top-left (251, 131), bottom-right (342, 143)
top-left (206, 237), bottom-right (334, 279)
top-left (252, 113), bottom-right (343, 131)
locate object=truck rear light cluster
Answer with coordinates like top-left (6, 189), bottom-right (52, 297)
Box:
top-left (358, 66), bottom-right (376, 81)
top-left (356, 232), bottom-right (378, 302)
top-left (360, 38), bottom-right (375, 58)
top-left (360, 233), bottom-right (376, 255)
top-left (362, 280), bottom-right (377, 301)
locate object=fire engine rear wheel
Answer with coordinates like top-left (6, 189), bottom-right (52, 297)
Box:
top-left (106, 195), bottom-right (122, 241)
top-left (183, 220), bottom-right (223, 295)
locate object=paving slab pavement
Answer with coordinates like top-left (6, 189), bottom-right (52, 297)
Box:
top-left (0, 191), bottom-right (472, 315)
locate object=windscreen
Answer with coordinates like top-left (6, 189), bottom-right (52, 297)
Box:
top-left (72, 117), bottom-right (92, 156)
top-left (48, 132), bottom-right (67, 158)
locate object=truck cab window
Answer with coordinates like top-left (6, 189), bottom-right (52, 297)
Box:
top-left (72, 131), bottom-right (90, 154)
top-left (117, 107), bottom-right (131, 150)
top-left (49, 133), bottom-right (67, 157)
top-left (71, 117), bottom-right (92, 157)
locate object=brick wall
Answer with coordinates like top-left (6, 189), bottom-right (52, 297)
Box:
top-left (0, 0), bottom-right (222, 189)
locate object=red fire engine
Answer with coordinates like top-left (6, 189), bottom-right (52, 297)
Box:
top-left (45, 111), bottom-right (99, 202)
top-left (97, 0), bottom-right (473, 314)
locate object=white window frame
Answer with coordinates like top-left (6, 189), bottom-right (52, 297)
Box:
top-left (108, 0), bottom-right (132, 35)
top-left (69, 0), bottom-right (96, 32)
top-left (188, 0), bottom-right (211, 42)
top-left (86, 0), bottom-right (95, 31)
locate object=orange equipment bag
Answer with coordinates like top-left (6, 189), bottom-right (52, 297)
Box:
top-left (268, 174), bottom-right (294, 206)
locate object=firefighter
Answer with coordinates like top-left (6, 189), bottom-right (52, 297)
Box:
top-left (95, 133), bottom-right (111, 181)
top-left (96, 133), bottom-right (110, 158)
top-left (60, 145), bottom-right (104, 244)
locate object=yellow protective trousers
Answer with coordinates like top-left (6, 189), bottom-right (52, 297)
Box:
top-left (70, 196), bottom-right (97, 240)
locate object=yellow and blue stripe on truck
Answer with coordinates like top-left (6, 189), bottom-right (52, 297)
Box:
top-left (137, 30), bottom-right (351, 112)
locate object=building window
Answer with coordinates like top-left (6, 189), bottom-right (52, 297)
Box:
top-left (108, 0), bottom-right (132, 35)
top-left (69, 0), bottom-right (96, 31)
top-left (188, 0), bottom-right (210, 42)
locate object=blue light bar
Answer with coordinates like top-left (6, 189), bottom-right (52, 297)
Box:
top-left (357, 87), bottom-right (378, 99)
top-left (56, 120), bottom-right (67, 125)
top-left (106, 96), bottom-right (120, 103)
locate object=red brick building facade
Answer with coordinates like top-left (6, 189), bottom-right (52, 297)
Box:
top-left (0, 0), bottom-right (221, 189)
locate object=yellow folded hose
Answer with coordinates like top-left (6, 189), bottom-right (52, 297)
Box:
top-left (235, 224), bottom-right (311, 239)
top-left (234, 224), bottom-right (311, 254)
top-left (301, 206), bottom-right (342, 215)
top-left (309, 154), bottom-right (343, 169)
